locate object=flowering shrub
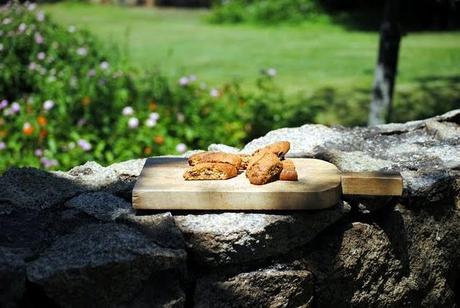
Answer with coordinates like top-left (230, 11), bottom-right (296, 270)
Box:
top-left (1, 3), bottom-right (458, 172)
top-left (0, 2), bottom-right (250, 171)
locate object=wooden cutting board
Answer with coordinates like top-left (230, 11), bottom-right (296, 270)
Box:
top-left (133, 157), bottom-right (402, 210)
top-left (132, 157), bottom-right (402, 210)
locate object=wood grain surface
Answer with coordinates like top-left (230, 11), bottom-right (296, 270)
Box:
top-left (132, 157), bottom-right (342, 210)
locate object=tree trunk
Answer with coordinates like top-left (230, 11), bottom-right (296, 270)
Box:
top-left (368, 0), bottom-right (403, 126)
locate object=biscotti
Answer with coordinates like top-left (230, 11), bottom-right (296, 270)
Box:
top-left (252, 141), bottom-right (290, 159)
top-left (239, 154), bottom-right (251, 170)
top-left (188, 152), bottom-right (242, 170)
top-left (246, 152), bottom-right (283, 185)
top-left (183, 163), bottom-right (238, 180)
top-left (279, 159), bottom-right (298, 181)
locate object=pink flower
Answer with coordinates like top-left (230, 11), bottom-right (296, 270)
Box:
top-left (37, 52), bottom-right (45, 60)
top-left (0, 99), bottom-right (8, 110)
top-left (87, 69), bottom-right (96, 77)
top-left (179, 76), bottom-right (189, 86)
top-left (176, 143), bottom-right (187, 154)
top-left (43, 100), bottom-right (54, 111)
top-left (34, 33), bottom-right (44, 44)
top-left (77, 118), bottom-right (86, 127)
top-left (10, 102), bottom-right (20, 114)
top-left (0, 141), bottom-right (5, 151)
top-left (34, 148), bottom-right (43, 157)
top-left (77, 139), bottom-right (92, 151)
top-left (40, 157), bottom-right (58, 168)
top-left (28, 62), bottom-right (37, 71)
top-left (122, 106), bottom-right (134, 116)
top-left (128, 117), bottom-right (139, 129)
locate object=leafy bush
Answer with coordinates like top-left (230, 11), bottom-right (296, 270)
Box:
top-left (1, 3), bottom-right (458, 173)
top-left (209, 0), bottom-right (321, 24)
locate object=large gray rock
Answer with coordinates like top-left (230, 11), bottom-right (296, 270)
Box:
top-left (0, 247), bottom-right (26, 308)
top-left (243, 110), bottom-right (460, 198)
top-left (174, 203), bottom-right (350, 266)
top-left (27, 223), bottom-right (187, 307)
top-left (0, 167), bottom-right (82, 210)
top-left (195, 268), bottom-right (314, 308)
top-left (65, 191), bottom-right (134, 221)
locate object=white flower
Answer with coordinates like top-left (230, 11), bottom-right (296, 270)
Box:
top-left (28, 3), bottom-right (37, 11)
top-left (10, 102), bottom-right (20, 114)
top-left (68, 25), bottom-right (76, 33)
top-left (100, 61), bottom-right (109, 70)
top-left (128, 117), bottom-right (139, 129)
top-left (145, 118), bottom-right (157, 127)
top-left (210, 88), bottom-right (219, 97)
top-left (0, 141), bottom-right (5, 150)
top-left (122, 106), bottom-right (134, 116)
top-left (176, 143), bottom-right (187, 154)
top-left (43, 100), bottom-right (54, 111)
top-left (176, 112), bottom-right (185, 123)
top-left (267, 68), bottom-right (277, 77)
top-left (76, 47), bottom-right (88, 56)
top-left (18, 23), bottom-right (27, 33)
top-left (179, 76), bottom-right (189, 86)
top-left (36, 11), bottom-right (45, 22)
top-left (37, 52), bottom-right (45, 60)
top-left (149, 112), bottom-right (160, 121)
top-left (2, 18), bottom-right (11, 25)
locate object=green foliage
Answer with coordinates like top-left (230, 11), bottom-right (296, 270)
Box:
top-left (1, 3), bottom-right (459, 173)
top-left (209, 0), bottom-right (321, 24)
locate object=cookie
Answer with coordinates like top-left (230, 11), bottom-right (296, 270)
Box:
top-left (183, 162), bottom-right (238, 180)
top-left (188, 152), bottom-right (242, 170)
top-left (238, 154), bottom-right (251, 170)
top-left (246, 152), bottom-right (283, 185)
top-left (279, 159), bottom-right (298, 181)
top-left (252, 141), bottom-right (290, 159)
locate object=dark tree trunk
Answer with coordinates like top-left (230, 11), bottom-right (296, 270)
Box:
top-left (368, 0), bottom-right (403, 126)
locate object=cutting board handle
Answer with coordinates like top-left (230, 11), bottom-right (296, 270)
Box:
top-left (341, 172), bottom-right (403, 196)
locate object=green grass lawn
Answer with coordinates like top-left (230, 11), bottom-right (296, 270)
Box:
top-left (43, 2), bottom-right (460, 94)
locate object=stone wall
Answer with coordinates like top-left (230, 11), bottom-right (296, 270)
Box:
top-left (1, 110), bottom-right (459, 307)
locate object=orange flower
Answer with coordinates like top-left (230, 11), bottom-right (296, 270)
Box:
top-left (39, 129), bottom-right (48, 139)
top-left (143, 146), bottom-right (152, 155)
top-left (0, 129), bottom-right (7, 138)
top-left (37, 115), bottom-right (47, 126)
top-left (153, 135), bottom-right (164, 145)
top-left (149, 101), bottom-right (157, 111)
top-left (81, 96), bottom-right (91, 106)
top-left (23, 122), bottom-right (34, 136)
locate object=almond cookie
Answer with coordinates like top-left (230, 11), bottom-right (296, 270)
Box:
top-left (188, 152), bottom-right (242, 170)
top-left (279, 159), bottom-right (298, 181)
top-left (246, 152), bottom-right (283, 185)
top-left (183, 162), bottom-right (238, 180)
top-left (252, 141), bottom-right (290, 159)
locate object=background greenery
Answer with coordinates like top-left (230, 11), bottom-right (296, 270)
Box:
top-left (0, 2), bottom-right (459, 172)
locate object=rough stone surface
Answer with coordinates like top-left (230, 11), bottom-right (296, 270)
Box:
top-left (0, 247), bottom-right (26, 308)
top-left (174, 203), bottom-right (350, 266)
top-left (65, 191), bottom-right (134, 221)
top-left (27, 223), bottom-right (187, 307)
top-left (195, 268), bottom-right (314, 308)
top-left (0, 110), bottom-right (459, 307)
